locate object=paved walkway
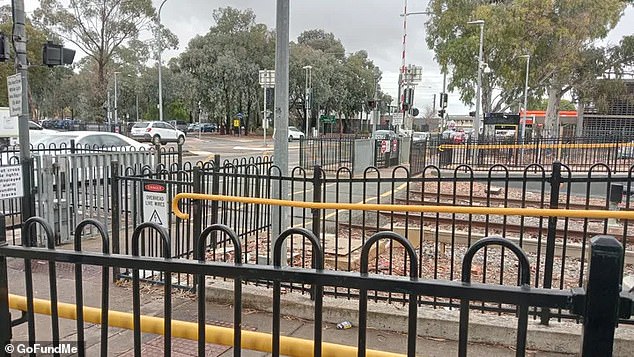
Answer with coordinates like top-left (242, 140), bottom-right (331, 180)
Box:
top-left (3, 237), bottom-right (573, 356)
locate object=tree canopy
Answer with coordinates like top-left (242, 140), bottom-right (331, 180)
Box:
top-left (426, 0), bottom-right (633, 137)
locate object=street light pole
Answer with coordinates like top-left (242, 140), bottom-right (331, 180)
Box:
top-left (157, 0), bottom-right (168, 122)
top-left (520, 55), bottom-right (530, 143)
top-left (114, 71), bottom-right (120, 132)
top-left (468, 20), bottom-right (485, 142)
top-left (302, 65), bottom-right (312, 136)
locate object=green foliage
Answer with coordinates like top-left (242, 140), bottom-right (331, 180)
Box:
top-left (425, 0), bottom-right (630, 136)
top-left (34, 0), bottom-right (178, 121)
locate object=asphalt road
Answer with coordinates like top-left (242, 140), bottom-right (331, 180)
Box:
top-left (180, 133), bottom-right (301, 167)
top-left (177, 134), bottom-right (622, 201)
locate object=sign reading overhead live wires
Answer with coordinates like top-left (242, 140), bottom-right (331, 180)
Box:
top-left (0, 165), bottom-right (23, 199)
top-left (143, 182), bottom-right (168, 228)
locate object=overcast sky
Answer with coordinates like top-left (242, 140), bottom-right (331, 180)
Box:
top-left (15, 0), bottom-right (634, 115)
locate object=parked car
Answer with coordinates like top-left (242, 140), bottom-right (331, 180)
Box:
top-left (28, 132), bottom-right (153, 188)
top-left (372, 130), bottom-right (398, 141)
top-left (202, 123), bottom-right (217, 132)
top-left (412, 131), bottom-right (430, 143)
top-left (7, 121), bottom-right (58, 146)
top-left (130, 121), bottom-right (186, 145)
top-left (33, 131), bottom-right (151, 150)
top-left (187, 123), bottom-right (201, 132)
top-left (169, 120), bottom-right (189, 132)
top-left (288, 126), bottom-right (305, 141)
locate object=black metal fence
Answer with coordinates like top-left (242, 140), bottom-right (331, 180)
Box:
top-left (108, 157), bottom-right (634, 325)
top-left (299, 137), bottom-right (355, 171)
top-left (424, 136), bottom-right (634, 172)
top-left (1, 217), bottom-right (632, 356)
top-left (373, 138), bottom-right (400, 168)
top-left (0, 143), bottom-right (182, 247)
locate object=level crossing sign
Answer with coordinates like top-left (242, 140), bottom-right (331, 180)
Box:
top-left (143, 182), bottom-right (168, 228)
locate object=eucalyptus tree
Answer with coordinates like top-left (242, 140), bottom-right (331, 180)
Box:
top-left (426, 0), bottom-right (632, 137)
top-left (35, 0), bottom-right (178, 120)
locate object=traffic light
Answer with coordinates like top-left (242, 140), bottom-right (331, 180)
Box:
top-left (404, 88), bottom-right (414, 105)
top-left (42, 41), bottom-right (75, 67)
top-left (439, 93), bottom-right (448, 109)
top-left (0, 33), bottom-right (9, 62)
top-left (367, 100), bottom-right (376, 109)
top-left (438, 109), bottom-right (445, 118)
top-left (469, 111), bottom-right (476, 117)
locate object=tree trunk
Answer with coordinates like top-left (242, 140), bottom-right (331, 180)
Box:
top-left (544, 86), bottom-right (563, 138)
top-left (576, 100), bottom-right (585, 137)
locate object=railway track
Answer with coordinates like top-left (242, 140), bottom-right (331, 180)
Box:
top-left (339, 212), bottom-right (613, 242)
top-left (402, 191), bottom-right (610, 211)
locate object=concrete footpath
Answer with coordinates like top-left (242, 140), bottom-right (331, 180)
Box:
top-left (4, 255), bottom-right (579, 357)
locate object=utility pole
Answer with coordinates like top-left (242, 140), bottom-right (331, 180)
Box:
top-left (272, 0), bottom-right (290, 264)
top-left (157, 0), bottom-right (168, 122)
top-left (372, 77), bottom-right (379, 134)
top-left (13, 0), bottom-right (34, 228)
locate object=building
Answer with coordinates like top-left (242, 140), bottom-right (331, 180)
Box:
top-left (582, 79), bottom-right (634, 137)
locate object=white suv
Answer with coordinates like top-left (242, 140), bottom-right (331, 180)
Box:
top-left (130, 121), bottom-right (186, 145)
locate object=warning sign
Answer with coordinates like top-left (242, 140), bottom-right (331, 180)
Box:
top-left (0, 165), bottom-right (23, 199)
top-left (7, 73), bottom-right (22, 117)
top-left (142, 182), bottom-right (168, 228)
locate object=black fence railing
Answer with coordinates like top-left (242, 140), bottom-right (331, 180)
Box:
top-left (424, 135), bottom-right (634, 172)
top-left (1, 217), bottom-right (632, 356)
top-left (110, 158), bottom-right (634, 326)
top-left (373, 139), bottom-right (400, 168)
top-left (299, 137), bottom-right (355, 171)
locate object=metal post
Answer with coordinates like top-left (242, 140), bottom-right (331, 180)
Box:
top-left (157, 0), bottom-right (168, 122)
top-left (581, 235), bottom-right (623, 355)
top-left (398, 0), bottom-right (408, 133)
top-left (136, 94), bottom-right (139, 122)
top-left (474, 22), bottom-right (484, 141)
top-left (110, 161), bottom-right (121, 281)
top-left (114, 72), bottom-right (119, 131)
top-left (303, 66), bottom-right (312, 136)
top-left (372, 76), bottom-right (379, 135)
top-left (521, 55), bottom-right (530, 164)
top-left (312, 166), bottom-right (322, 238)
top-left (192, 167), bottom-right (203, 259)
top-left (441, 71), bottom-right (447, 130)
top-left (263, 85), bottom-right (267, 146)
top-left (272, 0), bottom-right (290, 265)
top-left (13, 0), bottom-right (34, 232)
top-left (541, 161), bottom-right (562, 325)
top-left (0, 215), bottom-right (12, 353)
top-left (210, 155), bottom-right (221, 247)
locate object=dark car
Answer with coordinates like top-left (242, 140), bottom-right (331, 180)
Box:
top-left (201, 123), bottom-right (217, 132)
top-left (169, 120), bottom-right (189, 132)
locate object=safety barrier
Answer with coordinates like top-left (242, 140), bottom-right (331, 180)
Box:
top-left (1, 216), bottom-right (633, 356)
top-left (5, 294), bottom-right (401, 357)
top-left (423, 136), bottom-right (634, 172)
top-left (172, 193), bottom-right (634, 221)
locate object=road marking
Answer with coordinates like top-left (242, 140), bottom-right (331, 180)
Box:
top-left (189, 151), bottom-right (214, 156)
top-left (292, 182), bottom-right (408, 227)
top-left (232, 146), bottom-right (270, 151)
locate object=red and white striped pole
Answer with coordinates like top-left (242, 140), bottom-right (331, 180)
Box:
top-left (399, 0), bottom-right (408, 129)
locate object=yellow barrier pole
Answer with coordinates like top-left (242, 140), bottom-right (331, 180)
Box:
top-left (172, 193), bottom-right (634, 221)
top-left (438, 142), bottom-right (634, 151)
top-left (8, 294), bottom-right (403, 357)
